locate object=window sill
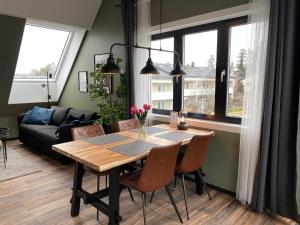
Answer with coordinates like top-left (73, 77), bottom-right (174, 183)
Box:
top-left (150, 113), bottom-right (241, 134)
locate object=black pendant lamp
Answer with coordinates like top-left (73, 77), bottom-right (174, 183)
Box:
top-left (170, 61), bottom-right (186, 76)
top-left (100, 54), bottom-right (123, 74)
top-left (140, 58), bottom-right (160, 75)
top-left (140, 50), bottom-right (160, 75)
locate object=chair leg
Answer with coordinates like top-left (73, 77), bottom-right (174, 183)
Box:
top-left (165, 186), bottom-right (183, 224)
top-left (203, 182), bottom-right (212, 200)
top-left (149, 191), bottom-right (155, 203)
top-left (97, 175), bottom-right (100, 221)
top-left (128, 188), bottom-right (135, 201)
top-left (141, 192), bottom-right (147, 225)
top-left (199, 168), bottom-right (212, 200)
top-left (174, 174), bottom-right (177, 188)
top-left (181, 174), bottom-right (190, 220)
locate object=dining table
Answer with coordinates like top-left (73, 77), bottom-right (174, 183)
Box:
top-left (52, 124), bottom-right (212, 225)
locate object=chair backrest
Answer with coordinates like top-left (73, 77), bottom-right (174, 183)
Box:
top-left (71, 124), bottom-right (105, 141)
top-left (137, 142), bottom-right (181, 192)
top-left (116, 118), bottom-right (139, 132)
top-left (177, 131), bottom-right (214, 174)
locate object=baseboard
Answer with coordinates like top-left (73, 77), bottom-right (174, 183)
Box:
top-left (183, 175), bottom-right (236, 197)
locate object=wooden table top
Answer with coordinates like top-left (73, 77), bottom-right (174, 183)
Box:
top-left (52, 124), bottom-right (211, 172)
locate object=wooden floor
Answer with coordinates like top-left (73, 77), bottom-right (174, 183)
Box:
top-left (0, 140), bottom-right (296, 225)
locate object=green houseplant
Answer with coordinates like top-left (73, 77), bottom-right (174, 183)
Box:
top-left (89, 58), bottom-right (128, 132)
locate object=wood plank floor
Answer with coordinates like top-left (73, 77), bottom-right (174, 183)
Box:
top-left (0, 140), bottom-right (296, 225)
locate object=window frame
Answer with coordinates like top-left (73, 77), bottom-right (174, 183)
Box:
top-left (14, 23), bottom-right (72, 81)
top-left (151, 16), bottom-right (248, 124)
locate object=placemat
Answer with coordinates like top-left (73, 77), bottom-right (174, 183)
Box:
top-left (130, 126), bottom-right (168, 135)
top-left (156, 131), bottom-right (195, 143)
top-left (85, 133), bottom-right (129, 146)
top-left (108, 140), bottom-right (162, 157)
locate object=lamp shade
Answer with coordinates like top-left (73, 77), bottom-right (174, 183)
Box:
top-left (140, 58), bottom-right (160, 75)
top-left (170, 61), bottom-right (186, 76)
top-left (100, 54), bottom-right (123, 74)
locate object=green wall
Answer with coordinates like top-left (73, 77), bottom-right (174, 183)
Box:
top-left (151, 0), bottom-right (249, 26)
top-left (203, 130), bottom-right (240, 192)
top-left (59, 0), bottom-right (125, 111)
top-left (0, 15), bottom-right (26, 138)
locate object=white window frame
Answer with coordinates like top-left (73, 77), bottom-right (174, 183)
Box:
top-left (9, 19), bottom-right (86, 104)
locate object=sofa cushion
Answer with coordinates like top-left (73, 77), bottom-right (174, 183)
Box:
top-left (19, 124), bottom-right (58, 145)
top-left (50, 106), bottom-right (70, 126)
top-left (22, 106), bottom-right (54, 125)
top-left (19, 124), bottom-right (58, 132)
top-left (36, 128), bottom-right (58, 145)
top-left (66, 109), bottom-right (96, 121)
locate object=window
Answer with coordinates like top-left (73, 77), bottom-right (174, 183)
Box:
top-left (151, 17), bottom-right (248, 123)
top-left (151, 37), bottom-right (174, 111)
top-left (15, 24), bottom-right (70, 79)
top-left (157, 84), bottom-right (166, 92)
top-left (183, 30), bottom-right (217, 115)
top-left (227, 24), bottom-right (248, 118)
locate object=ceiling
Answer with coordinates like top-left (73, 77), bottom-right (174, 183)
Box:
top-left (0, 0), bottom-right (102, 29)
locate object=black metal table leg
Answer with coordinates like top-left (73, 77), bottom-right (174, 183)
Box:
top-left (109, 167), bottom-right (122, 225)
top-left (71, 162), bottom-right (85, 217)
top-left (3, 139), bottom-right (7, 162)
top-left (194, 170), bottom-right (204, 195)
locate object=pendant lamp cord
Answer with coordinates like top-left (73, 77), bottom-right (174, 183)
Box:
top-left (135, 0), bottom-right (138, 46)
top-left (159, 0), bottom-right (162, 50)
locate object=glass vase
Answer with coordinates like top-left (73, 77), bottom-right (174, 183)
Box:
top-left (138, 120), bottom-right (146, 140)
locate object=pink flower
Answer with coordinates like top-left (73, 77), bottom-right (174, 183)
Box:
top-left (143, 104), bottom-right (151, 111)
top-left (138, 109), bottom-right (144, 114)
top-left (130, 106), bottom-right (138, 115)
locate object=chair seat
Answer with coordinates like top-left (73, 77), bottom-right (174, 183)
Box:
top-left (120, 169), bottom-right (142, 190)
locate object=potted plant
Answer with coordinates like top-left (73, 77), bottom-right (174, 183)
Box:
top-left (89, 58), bottom-right (128, 133)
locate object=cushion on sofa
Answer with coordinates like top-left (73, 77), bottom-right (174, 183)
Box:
top-left (22, 106), bottom-right (54, 125)
top-left (50, 106), bottom-right (70, 126)
top-left (19, 124), bottom-right (58, 145)
top-left (36, 128), bottom-right (59, 145)
top-left (66, 109), bottom-right (96, 121)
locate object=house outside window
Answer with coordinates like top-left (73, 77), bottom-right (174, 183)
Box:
top-left (151, 17), bottom-right (248, 123)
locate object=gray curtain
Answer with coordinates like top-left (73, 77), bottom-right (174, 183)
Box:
top-left (251, 0), bottom-right (299, 221)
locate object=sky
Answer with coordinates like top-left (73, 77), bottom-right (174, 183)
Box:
top-left (151, 24), bottom-right (248, 68)
top-left (15, 25), bottom-right (70, 75)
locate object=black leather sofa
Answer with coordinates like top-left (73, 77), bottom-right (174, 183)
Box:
top-left (18, 106), bottom-right (97, 163)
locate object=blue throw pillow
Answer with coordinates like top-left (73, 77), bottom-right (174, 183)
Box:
top-left (22, 106), bottom-right (54, 125)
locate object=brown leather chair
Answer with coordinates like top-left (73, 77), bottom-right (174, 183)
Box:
top-left (71, 124), bottom-right (105, 140)
top-left (116, 118), bottom-right (139, 132)
top-left (116, 118), bottom-right (146, 167)
top-left (176, 131), bottom-right (215, 220)
top-left (120, 143), bottom-right (183, 225)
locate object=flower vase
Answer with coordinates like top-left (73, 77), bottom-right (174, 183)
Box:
top-left (138, 120), bottom-right (146, 139)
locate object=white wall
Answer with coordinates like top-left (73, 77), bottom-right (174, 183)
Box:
top-left (0, 0), bottom-right (102, 29)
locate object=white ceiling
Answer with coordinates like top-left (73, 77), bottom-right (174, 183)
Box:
top-left (0, 0), bottom-right (102, 29)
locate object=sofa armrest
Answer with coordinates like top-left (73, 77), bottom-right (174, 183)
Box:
top-left (18, 113), bottom-right (27, 125)
top-left (56, 121), bottom-right (94, 143)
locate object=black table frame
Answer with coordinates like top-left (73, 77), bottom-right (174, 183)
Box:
top-left (70, 161), bottom-right (204, 225)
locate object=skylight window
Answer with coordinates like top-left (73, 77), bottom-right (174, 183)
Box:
top-left (14, 24), bottom-right (70, 79)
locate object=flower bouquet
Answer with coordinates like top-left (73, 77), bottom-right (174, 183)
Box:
top-left (130, 104), bottom-right (151, 139)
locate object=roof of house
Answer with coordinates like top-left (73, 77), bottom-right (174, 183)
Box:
top-left (153, 62), bottom-right (215, 79)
